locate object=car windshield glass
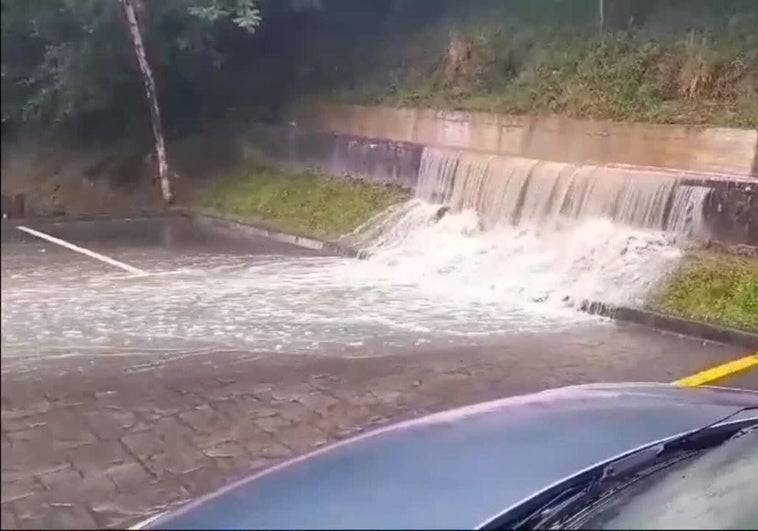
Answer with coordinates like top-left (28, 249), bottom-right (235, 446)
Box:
top-left (578, 427), bottom-right (758, 530)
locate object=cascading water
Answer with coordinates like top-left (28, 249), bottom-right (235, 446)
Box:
top-left (343, 147), bottom-right (710, 311)
top-left (1, 147), bottom-right (715, 366)
top-left (414, 147), bottom-right (709, 234)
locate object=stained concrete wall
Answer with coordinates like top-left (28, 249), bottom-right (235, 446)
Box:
top-left (1, 194), bottom-right (25, 219)
top-left (292, 104), bottom-right (758, 179)
top-left (240, 123), bottom-right (422, 189)
top-left (239, 107), bottom-right (756, 245)
top-left (695, 180), bottom-right (758, 245)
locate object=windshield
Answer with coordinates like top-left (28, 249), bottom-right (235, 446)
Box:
top-left (575, 427), bottom-right (758, 530)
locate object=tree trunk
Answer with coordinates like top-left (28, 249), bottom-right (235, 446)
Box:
top-left (120, 0), bottom-right (173, 204)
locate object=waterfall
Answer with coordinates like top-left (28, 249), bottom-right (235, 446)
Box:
top-left (415, 147), bottom-right (708, 238)
top-left (341, 147), bottom-right (710, 311)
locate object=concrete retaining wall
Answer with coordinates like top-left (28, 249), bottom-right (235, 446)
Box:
top-left (1, 193), bottom-right (25, 219)
top-left (239, 106), bottom-right (757, 246)
top-left (291, 104), bottom-right (758, 179)
top-left (239, 124), bottom-right (757, 246)
top-left (696, 180), bottom-right (758, 245)
top-left (240, 123), bottom-right (422, 189)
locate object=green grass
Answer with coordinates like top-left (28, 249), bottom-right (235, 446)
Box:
top-left (651, 252), bottom-right (758, 332)
top-left (197, 164), bottom-right (410, 239)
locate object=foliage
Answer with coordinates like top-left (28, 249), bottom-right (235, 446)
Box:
top-left (1, 0), bottom-right (130, 124)
top-left (198, 163), bottom-right (410, 238)
top-left (314, 0), bottom-right (758, 127)
top-left (187, 0), bottom-right (261, 32)
top-left (652, 252), bottom-right (758, 332)
top-left (3, 0), bottom-right (757, 134)
top-left (1, 0), bottom-right (261, 129)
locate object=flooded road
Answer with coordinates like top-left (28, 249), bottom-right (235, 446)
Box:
top-left (2, 215), bottom-right (606, 369)
top-left (1, 214), bottom-right (746, 375)
top-left (1, 215), bottom-right (752, 530)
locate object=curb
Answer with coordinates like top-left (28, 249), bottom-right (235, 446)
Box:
top-left (1, 211), bottom-right (169, 226)
top-left (582, 302), bottom-right (758, 349)
top-left (175, 209), bottom-right (359, 258)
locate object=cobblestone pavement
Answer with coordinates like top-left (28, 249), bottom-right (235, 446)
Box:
top-left (1, 218), bottom-right (750, 529)
top-left (2, 328), bottom-right (748, 529)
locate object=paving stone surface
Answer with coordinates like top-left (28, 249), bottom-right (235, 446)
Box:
top-left (2, 217), bottom-right (751, 528)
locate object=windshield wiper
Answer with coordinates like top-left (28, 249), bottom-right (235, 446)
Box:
top-left (486, 406), bottom-right (758, 530)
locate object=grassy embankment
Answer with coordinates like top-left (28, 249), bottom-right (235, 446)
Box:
top-left (314, 5), bottom-right (758, 128)
top-left (651, 252), bottom-right (758, 333)
top-left (195, 164), bottom-right (410, 240)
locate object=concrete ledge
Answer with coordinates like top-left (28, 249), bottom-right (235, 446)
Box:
top-left (582, 302), bottom-right (758, 349)
top-left (0, 211), bottom-right (169, 226)
top-left (175, 209), bottom-right (359, 258)
top-left (240, 123), bottom-right (423, 189)
top-left (292, 104), bottom-right (758, 178)
top-left (240, 121), bottom-right (757, 246)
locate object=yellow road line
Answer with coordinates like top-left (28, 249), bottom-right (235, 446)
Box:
top-left (673, 352), bottom-right (758, 387)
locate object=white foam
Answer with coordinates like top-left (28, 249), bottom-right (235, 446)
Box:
top-left (3, 148), bottom-right (707, 360)
top-left (344, 199), bottom-right (682, 310)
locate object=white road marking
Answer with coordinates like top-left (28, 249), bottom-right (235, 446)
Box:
top-left (17, 225), bottom-right (149, 276)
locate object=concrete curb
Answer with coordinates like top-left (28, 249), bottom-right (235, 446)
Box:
top-left (582, 302), bottom-right (758, 349)
top-left (175, 209), bottom-right (359, 258)
top-left (1, 211), bottom-right (169, 226)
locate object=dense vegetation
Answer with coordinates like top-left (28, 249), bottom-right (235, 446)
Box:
top-left (1, 0), bottom-right (268, 137)
top-left (3, 0), bottom-right (757, 140)
top-left (319, 0), bottom-right (758, 127)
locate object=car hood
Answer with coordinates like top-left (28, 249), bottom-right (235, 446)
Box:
top-left (146, 383), bottom-right (758, 530)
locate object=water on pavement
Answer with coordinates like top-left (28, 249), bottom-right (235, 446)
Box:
top-left (0, 207), bottom-right (695, 367)
top-left (1, 216), bottom-right (600, 364)
top-left (3, 149), bottom-right (719, 366)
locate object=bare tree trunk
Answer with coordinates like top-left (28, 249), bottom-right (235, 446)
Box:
top-left (120, 0), bottom-right (173, 204)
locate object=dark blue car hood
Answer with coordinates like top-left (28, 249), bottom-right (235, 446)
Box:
top-left (144, 383), bottom-right (758, 530)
